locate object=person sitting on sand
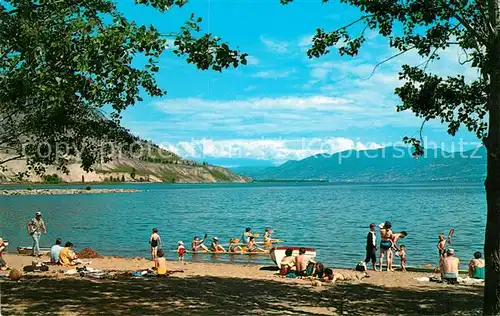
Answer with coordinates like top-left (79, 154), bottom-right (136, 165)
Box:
top-left (211, 237), bottom-right (226, 252)
top-left (247, 236), bottom-right (266, 253)
top-left (468, 251), bottom-right (485, 280)
top-left (0, 237), bottom-right (9, 270)
top-left (395, 245), bottom-right (407, 272)
top-left (59, 242), bottom-right (82, 266)
top-left (50, 238), bottom-right (64, 264)
top-left (442, 249), bottom-right (460, 284)
top-left (228, 238), bottom-right (243, 252)
top-left (295, 247), bottom-right (309, 276)
top-left (280, 248), bottom-right (296, 275)
top-left (149, 228), bottom-right (162, 260)
top-left (155, 249), bottom-right (167, 276)
top-left (379, 221), bottom-right (393, 271)
top-left (191, 234), bottom-right (209, 252)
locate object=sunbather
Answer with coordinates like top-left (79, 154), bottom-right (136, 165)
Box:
top-left (442, 249), bottom-right (460, 284)
top-left (469, 251), bottom-right (485, 279)
top-left (280, 248), bottom-right (295, 275)
top-left (155, 249), bottom-right (167, 276)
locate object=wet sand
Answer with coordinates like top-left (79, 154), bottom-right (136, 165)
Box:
top-left (0, 254), bottom-right (483, 315)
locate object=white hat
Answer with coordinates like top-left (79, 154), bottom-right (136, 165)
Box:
top-left (213, 236), bottom-right (219, 241)
top-left (36, 211), bottom-right (42, 216)
top-left (447, 248), bottom-right (455, 255)
top-left (178, 241), bottom-right (183, 245)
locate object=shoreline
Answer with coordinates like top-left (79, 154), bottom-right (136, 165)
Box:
top-left (0, 188), bottom-right (140, 196)
top-left (0, 253), bottom-right (484, 315)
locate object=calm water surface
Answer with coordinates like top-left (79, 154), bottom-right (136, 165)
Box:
top-left (0, 182), bottom-right (485, 268)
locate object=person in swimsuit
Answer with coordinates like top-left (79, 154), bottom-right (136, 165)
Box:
top-left (295, 247), bottom-right (309, 276)
top-left (177, 241), bottom-right (186, 261)
top-left (149, 228), bottom-right (162, 260)
top-left (390, 231), bottom-right (407, 270)
top-left (247, 236), bottom-right (266, 252)
top-left (155, 249), bottom-right (167, 277)
top-left (442, 248), bottom-right (460, 284)
top-left (191, 234), bottom-right (209, 252)
top-left (242, 227), bottom-right (253, 244)
top-left (468, 251), bottom-right (485, 279)
top-left (280, 248), bottom-right (295, 275)
top-left (211, 237), bottom-right (226, 252)
top-left (0, 237), bottom-right (9, 270)
top-left (228, 238), bottom-right (243, 252)
top-left (378, 221), bottom-right (393, 271)
top-left (395, 245), bottom-right (407, 271)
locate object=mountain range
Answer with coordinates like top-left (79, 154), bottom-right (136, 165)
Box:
top-left (233, 146), bottom-right (487, 183)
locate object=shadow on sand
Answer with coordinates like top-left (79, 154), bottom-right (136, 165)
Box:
top-left (1, 275), bottom-right (483, 315)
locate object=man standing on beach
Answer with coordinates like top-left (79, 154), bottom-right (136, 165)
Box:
top-left (364, 223), bottom-right (377, 270)
top-left (26, 211), bottom-right (47, 257)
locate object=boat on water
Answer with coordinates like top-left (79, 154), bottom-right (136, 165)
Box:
top-left (17, 246), bottom-right (51, 256)
top-left (170, 250), bottom-right (269, 255)
top-left (270, 246), bottom-right (316, 268)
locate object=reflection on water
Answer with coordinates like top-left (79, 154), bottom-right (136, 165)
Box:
top-left (0, 182), bottom-right (485, 268)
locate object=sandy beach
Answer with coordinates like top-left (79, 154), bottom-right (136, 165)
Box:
top-left (0, 253), bottom-right (483, 315)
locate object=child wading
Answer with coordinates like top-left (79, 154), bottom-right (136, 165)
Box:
top-left (177, 241), bottom-right (186, 261)
top-left (149, 228), bottom-right (162, 260)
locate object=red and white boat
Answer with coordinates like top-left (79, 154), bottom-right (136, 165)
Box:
top-left (269, 246), bottom-right (316, 267)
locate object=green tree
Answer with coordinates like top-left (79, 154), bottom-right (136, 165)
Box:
top-left (282, 0), bottom-right (499, 313)
top-left (0, 0), bottom-right (246, 175)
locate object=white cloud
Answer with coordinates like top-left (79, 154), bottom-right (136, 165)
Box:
top-left (161, 137), bottom-right (383, 162)
top-left (246, 56), bottom-right (260, 65)
top-left (298, 35), bottom-right (314, 47)
top-left (251, 69), bottom-right (295, 79)
top-left (260, 35), bottom-right (289, 53)
top-left (244, 85), bottom-right (257, 92)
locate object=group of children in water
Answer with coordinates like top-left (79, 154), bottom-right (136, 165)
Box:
top-left (148, 227), bottom-right (278, 264)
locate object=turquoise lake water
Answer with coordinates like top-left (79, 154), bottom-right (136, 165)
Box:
top-left (0, 182), bottom-right (486, 268)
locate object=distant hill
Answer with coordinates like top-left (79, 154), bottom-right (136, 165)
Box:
top-left (0, 139), bottom-right (250, 184)
top-left (238, 146), bottom-right (487, 183)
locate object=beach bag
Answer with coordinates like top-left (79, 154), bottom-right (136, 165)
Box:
top-left (355, 261), bottom-right (367, 272)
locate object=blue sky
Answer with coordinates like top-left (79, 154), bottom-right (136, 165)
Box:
top-left (117, 0), bottom-right (481, 165)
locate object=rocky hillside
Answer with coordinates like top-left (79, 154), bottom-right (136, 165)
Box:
top-left (0, 149), bottom-right (250, 184)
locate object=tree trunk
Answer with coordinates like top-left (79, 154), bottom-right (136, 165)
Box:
top-left (484, 13), bottom-right (500, 310)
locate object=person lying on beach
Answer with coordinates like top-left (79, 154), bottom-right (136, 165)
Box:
top-left (247, 236), bottom-right (266, 253)
top-left (0, 237), bottom-right (9, 270)
top-left (442, 249), bottom-right (460, 284)
top-left (395, 245), bottom-right (407, 272)
top-left (155, 249), bottom-right (167, 276)
top-left (468, 251), bottom-right (485, 279)
top-left (58, 242), bottom-right (82, 266)
top-left (191, 234), bottom-right (209, 252)
top-left (228, 238), bottom-right (243, 252)
top-left (379, 222), bottom-right (393, 271)
top-left (149, 228), bottom-right (162, 260)
top-left (211, 237), bottom-right (226, 252)
top-left (280, 248), bottom-right (296, 275)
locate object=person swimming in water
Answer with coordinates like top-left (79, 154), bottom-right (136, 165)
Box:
top-left (191, 234), bottom-right (209, 252)
top-left (378, 221), bottom-right (393, 271)
top-left (211, 237), bottom-right (226, 252)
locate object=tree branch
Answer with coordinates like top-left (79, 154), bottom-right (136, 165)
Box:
top-left (0, 155), bottom-right (23, 165)
top-left (364, 46), bottom-right (415, 80)
top-left (333, 14), bottom-right (376, 33)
